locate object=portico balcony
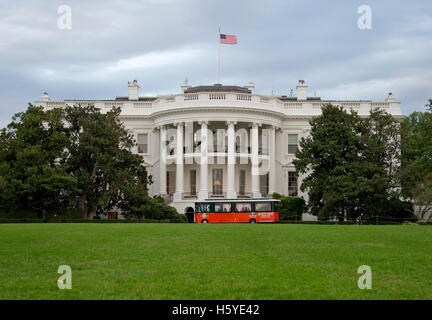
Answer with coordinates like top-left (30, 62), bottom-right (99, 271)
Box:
top-left (159, 120), bottom-right (276, 202)
top-left (167, 145), bottom-right (269, 157)
top-left (180, 191), bottom-right (271, 200)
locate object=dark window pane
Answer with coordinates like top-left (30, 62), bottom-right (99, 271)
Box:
top-left (288, 172), bottom-right (298, 196)
top-left (255, 202), bottom-right (271, 212)
top-left (288, 134), bottom-right (298, 154)
top-left (215, 203), bottom-right (231, 213)
top-left (235, 202), bottom-right (251, 212)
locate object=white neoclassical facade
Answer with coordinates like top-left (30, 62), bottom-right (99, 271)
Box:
top-left (36, 80), bottom-right (403, 218)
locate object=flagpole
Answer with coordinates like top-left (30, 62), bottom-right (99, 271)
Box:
top-left (217, 27), bottom-right (221, 84)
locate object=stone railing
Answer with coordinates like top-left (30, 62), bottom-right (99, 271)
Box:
top-left (133, 102), bottom-right (152, 108)
top-left (236, 94), bottom-right (251, 101)
top-left (46, 102), bottom-right (66, 108)
top-left (104, 102), bottom-right (124, 108)
top-left (312, 102), bottom-right (327, 109)
top-left (209, 93), bottom-right (226, 100)
top-left (371, 102), bottom-right (390, 109)
top-left (184, 94), bottom-right (199, 101)
top-left (39, 93), bottom-right (400, 117)
top-left (284, 102), bottom-right (302, 109)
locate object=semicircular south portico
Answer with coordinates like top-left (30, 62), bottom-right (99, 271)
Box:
top-left (155, 118), bottom-right (279, 210)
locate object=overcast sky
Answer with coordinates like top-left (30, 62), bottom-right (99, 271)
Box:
top-left (1, 0), bottom-right (431, 128)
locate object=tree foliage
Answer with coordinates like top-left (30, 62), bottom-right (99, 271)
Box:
top-left (272, 193), bottom-right (306, 220)
top-left (62, 105), bottom-right (149, 218)
top-left (0, 104), bottom-right (165, 219)
top-left (401, 101), bottom-right (432, 221)
top-left (0, 105), bottom-right (77, 217)
top-left (293, 104), bottom-right (402, 220)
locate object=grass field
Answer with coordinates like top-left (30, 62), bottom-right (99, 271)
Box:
top-left (0, 223), bottom-right (431, 300)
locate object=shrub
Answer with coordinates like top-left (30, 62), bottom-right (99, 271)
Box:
top-left (379, 197), bottom-right (417, 222)
top-left (273, 193), bottom-right (306, 220)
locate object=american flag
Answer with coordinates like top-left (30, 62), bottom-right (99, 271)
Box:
top-left (220, 34), bottom-right (237, 44)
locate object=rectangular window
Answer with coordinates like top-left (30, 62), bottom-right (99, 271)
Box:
top-left (212, 168), bottom-right (223, 195)
top-left (288, 134), bottom-right (298, 154)
top-left (196, 203), bottom-right (211, 213)
top-left (239, 170), bottom-right (246, 195)
top-left (190, 170), bottom-right (196, 196)
top-left (167, 171), bottom-right (176, 195)
top-left (288, 171), bottom-right (298, 196)
top-left (260, 173), bottom-right (269, 197)
top-left (260, 131), bottom-right (269, 155)
top-left (214, 203), bottom-right (232, 213)
top-left (234, 202), bottom-right (251, 212)
top-left (255, 202), bottom-right (272, 212)
top-left (213, 129), bottom-right (225, 153)
top-left (137, 134), bottom-right (148, 154)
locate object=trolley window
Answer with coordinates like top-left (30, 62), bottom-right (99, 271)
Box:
top-left (214, 203), bottom-right (232, 213)
top-left (195, 203), bottom-right (212, 213)
top-left (234, 202), bottom-right (252, 212)
top-left (254, 202), bottom-right (272, 212)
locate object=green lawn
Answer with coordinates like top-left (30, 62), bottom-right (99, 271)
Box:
top-left (0, 223), bottom-right (431, 299)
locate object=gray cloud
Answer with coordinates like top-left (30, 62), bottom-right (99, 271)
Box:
top-left (0, 0), bottom-right (431, 127)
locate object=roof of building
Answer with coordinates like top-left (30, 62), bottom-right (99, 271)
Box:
top-left (184, 84), bottom-right (251, 94)
top-left (114, 97), bottom-right (157, 101)
top-left (278, 96), bottom-right (322, 101)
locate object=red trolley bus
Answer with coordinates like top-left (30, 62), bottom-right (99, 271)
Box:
top-left (194, 199), bottom-right (280, 223)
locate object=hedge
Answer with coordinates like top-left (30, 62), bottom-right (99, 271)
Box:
top-left (0, 218), bottom-right (184, 224)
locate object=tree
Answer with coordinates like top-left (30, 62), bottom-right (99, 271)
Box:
top-left (426, 99), bottom-right (432, 112)
top-left (358, 108), bottom-right (402, 217)
top-left (272, 193), bottom-right (306, 220)
top-left (293, 104), bottom-right (402, 220)
top-left (0, 105), bottom-right (77, 217)
top-left (401, 104), bottom-right (432, 221)
top-left (63, 105), bottom-right (150, 219)
top-left (293, 104), bottom-right (363, 219)
top-left (0, 103), bottom-right (168, 220)
top-left (119, 192), bottom-right (179, 220)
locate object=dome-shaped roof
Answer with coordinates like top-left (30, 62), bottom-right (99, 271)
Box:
top-left (184, 84), bottom-right (251, 94)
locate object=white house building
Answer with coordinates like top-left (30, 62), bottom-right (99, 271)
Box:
top-left (35, 80), bottom-right (403, 218)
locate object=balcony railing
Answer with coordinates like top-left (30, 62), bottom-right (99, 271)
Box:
top-left (182, 192), bottom-right (198, 199)
top-left (178, 192), bottom-right (271, 200)
top-left (209, 192), bottom-right (227, 198)
top-left (167, 142), bottom-right (269, 156)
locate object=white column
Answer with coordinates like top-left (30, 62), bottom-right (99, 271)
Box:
top-left (159, 125), bottom-right (167, 195)
top-left (251, 123), bottom-right (261, 198)
top-left (269, 126), bottom-right (276, 195)
top-left (184, 121), bottom-right (193, 164)
top-left (227, 121), bottom-right (237, 198)
top-left (198, 121), bottom-right (208, 200)
top-left (174, 122), bottom-right (184, 201)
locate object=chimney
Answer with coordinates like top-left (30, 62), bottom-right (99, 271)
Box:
top-left (181, 78), bottom-right (192, 92)
top-left (40, 92), bottom-right (51, 102)
top-left (296, 80), bottom-right (307, 100)
top-left (244, 82), bottom-right (255, 93)
top-left (385, 92), bottom-right (395, 102)
top-left (128, 80), bottom-right (139, 100)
